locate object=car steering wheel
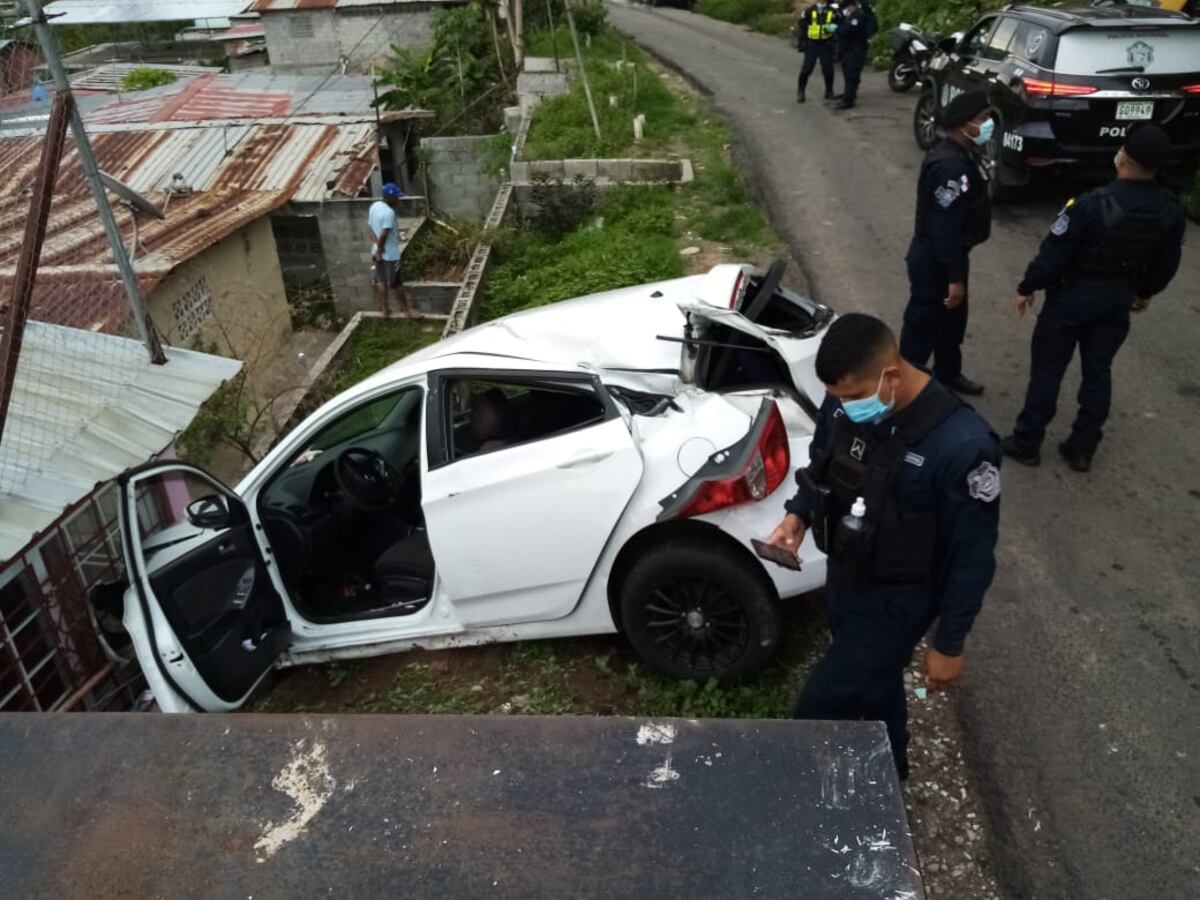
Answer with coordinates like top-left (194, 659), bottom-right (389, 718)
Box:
top-left (334, 447), bottom-right (403, 513)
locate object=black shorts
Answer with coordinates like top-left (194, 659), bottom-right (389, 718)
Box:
top-left (375, 258), bottom-right (404, 288)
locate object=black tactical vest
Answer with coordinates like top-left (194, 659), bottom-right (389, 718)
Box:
top-left (809, 384), bottom-right (962, 586)
top-left (914, 139), bottom-right (992, 249)
top-left (1074, 187), bottom-right (1167, 283)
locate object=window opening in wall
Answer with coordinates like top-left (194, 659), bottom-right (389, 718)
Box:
top-left (172, 276), bottom-right (213, 343)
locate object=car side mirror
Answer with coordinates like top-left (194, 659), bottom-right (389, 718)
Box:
top-left (938, 36), bottom-right (959, 53)
top-left (187, 494), bottom-right (235, 530)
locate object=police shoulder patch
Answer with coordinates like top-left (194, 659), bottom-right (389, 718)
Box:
top-left (1050, 212), bottom-right (1070, 236)
top-left (966, 461), bottom-right (1001, 502)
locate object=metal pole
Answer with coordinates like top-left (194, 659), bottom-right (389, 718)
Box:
top-left (22, 0), bottom-right (165, 364)
top-left (566, 4), bottom-right (601, 142)
top-left (545, 0), bottom-right (559, 73)
top-left (0, 92), bottom-right (72, 447)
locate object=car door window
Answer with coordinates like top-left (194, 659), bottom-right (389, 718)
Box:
top-left (984, 17), bottom-right (1019, 62)
top-left (441, 376), bottom-right (609, 463)
top-left (960, 18), bottom-right (996, 59)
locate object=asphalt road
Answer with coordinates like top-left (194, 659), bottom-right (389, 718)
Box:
top-left (608, 5), bottom-right (1200, 898)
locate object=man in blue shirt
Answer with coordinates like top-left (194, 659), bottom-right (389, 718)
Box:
top-left (368, 182), bottom-right (416, 318)
top-left (766, 314), bottom-right (1000, 778)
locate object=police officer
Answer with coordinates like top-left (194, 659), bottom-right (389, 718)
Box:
top-left (796, 0), bottom-right (839, 103)
top-left (1001, 124), bottom-right (1186, 472)
top-left (832, 0), bottom-right (871, 110)
top-left (900, 91), bottom-right (994, 396)
top-left (766, 313), bottom-right (1000, 778)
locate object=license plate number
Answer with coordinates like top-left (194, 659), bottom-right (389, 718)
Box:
top-left (1116, 101), bottom-right (1154, 121)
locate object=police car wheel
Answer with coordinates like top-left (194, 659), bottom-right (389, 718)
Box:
top-left (913, 90), bottom-right (939, 151)
top-left (620, 538), bottom-right (779, 682)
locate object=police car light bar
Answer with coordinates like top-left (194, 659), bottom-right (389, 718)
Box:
top-left (1022, 77), bottom-right (1098, 97)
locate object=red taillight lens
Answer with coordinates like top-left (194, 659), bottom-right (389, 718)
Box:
top-left (729, 271), bottom-right (746, 309)
top-left (1182, 84), bottom-right (1200, 95)
top-left (676, 404), bottom-right (790, 518)
top-left (1021, 77), bottom-right (1097, 97)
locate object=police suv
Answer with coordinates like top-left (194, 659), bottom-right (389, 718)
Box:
top-left (913, 4), bottom-right (1200, 195)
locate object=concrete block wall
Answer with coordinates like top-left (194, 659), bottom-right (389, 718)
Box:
top-left (509, 158), bottom-right (693, 185)
top-left (423, 135), bottom-right (504, 225)
top-left (262, 5), bottom-right (445, 75)
top-left (301, 199), bottom-right (424, 317)
top-left (261, 9), bottom-right (339, 75)
top-left (516, 70), bottom-right (569, 116)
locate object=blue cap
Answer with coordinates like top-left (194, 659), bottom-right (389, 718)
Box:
top-left (382, 182), bottom-right (404, 199)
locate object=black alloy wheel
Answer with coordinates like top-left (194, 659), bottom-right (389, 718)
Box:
top-left (913, 89), bottom-right (939, 151)
top-left (620, 539), bottom-right (779, 682)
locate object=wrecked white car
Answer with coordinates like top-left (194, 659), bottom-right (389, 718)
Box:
top-left (112, 262), bottom-right (835, 711)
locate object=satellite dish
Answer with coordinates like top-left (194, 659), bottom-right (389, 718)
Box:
top-left (99, 170), bottom-right (166, 220)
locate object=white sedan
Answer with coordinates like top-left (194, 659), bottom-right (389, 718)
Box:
top-left (116, 262), bottom-right (834, 712)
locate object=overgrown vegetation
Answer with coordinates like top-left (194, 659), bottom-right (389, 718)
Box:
top-left (695, 0), bottom-right (795, 37)
top-left (376, 3), bottom-right (515, 135)
top-left (255, 605), bottom-right (826, 718)
top-left (482, 26), bottom-right (777, 320)
top-left (522, 27), bottom-right (695, 159)
top-left (401, 218), bottom-right (485, 282)
top-left (29, 20), bottom-right (187, 55)
top-left (120, 67), bottom-right (177, 92)
top-left (327, 319), bottom-right (444, 396)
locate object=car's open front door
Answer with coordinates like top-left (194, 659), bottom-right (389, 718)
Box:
top-left (118, 462), bottom-right (290, 712)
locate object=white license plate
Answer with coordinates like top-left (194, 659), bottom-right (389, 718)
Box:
top-left (1116, 101), bottom-right (1154, 121)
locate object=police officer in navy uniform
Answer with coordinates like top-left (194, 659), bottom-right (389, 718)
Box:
top-left (899, 91), bottom-right (995, 397)
top-left (832, 0), bottom-right (871, 110)
top-left (765, 314), bottom-right (1000, 778)
top-left (1001, 124), bottom-right (1186, 472)
top-left (795, 1), bottom-right (839, 103)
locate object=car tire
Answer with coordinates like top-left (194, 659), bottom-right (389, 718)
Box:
top-left (888, 56), bottom-right (917, 93)
top-left (619, 538), bottom-right (780, 683)
top-left (913, 89), bottom-right (939, 151)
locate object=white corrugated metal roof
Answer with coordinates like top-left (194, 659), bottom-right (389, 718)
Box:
top-left (36, 1), bottom-right (248, 25)
top-left (0, 321), bottom-right (242, 562)
top-left (70, 63), bottom-right (224, 93)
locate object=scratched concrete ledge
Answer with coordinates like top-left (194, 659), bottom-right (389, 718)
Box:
top-left (0, 713), bottom-right (924, 899)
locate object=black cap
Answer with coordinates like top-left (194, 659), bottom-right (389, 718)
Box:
top-left (1123, 123), bottom-right (1172, 169)
top-left (939, 91), bottom-right (990, 128)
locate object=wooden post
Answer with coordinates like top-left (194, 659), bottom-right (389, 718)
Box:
top-left (545, 0), bottom-right (560, 72)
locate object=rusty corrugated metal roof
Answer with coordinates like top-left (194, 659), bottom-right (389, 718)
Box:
top-left (69, 64), bottom-right (223, 94)
top-left (0, 118), bottom-right (379, 332)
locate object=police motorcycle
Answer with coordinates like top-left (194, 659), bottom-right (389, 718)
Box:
top-left (887, 22), bottom-right (942, 92)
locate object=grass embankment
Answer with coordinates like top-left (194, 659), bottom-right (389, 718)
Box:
top-left (254, 606), bottom-right (824, 718)
top-left (481, 25), bottom-right (781, 320)
top-left (327, 319), bottom-right (444, 395)
top-left (695, 0), bottom-right (796, 37)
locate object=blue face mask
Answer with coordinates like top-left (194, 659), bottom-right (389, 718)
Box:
top-left (842, 371), bottom-right (897, 425)
top-left (972, 117), bottom-right (995, 147)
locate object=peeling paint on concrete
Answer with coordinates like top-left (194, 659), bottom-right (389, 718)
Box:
top-left (636, 723), bottom-right (677, 746)
top-left (254, 739), bottom-right (337, 859)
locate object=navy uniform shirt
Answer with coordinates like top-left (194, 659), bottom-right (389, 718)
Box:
top-left (1017, 178), bottom-right (1186, 302)
top-left (786, 384), bottom-right (1001, 655)
top-left (912, 139), bottom-right (991, 284)
top-left (837, 8), bottom-right (872, 47)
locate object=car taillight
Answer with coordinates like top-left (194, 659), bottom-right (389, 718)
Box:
top-left (729, 271), bottom-right (746, 309)
top-left (675, 404), bottom-right (790, 518)
top-left (1021, 77), bottom-right (1097, 97)
top-left (1182, 84), bottom-right (1200, 95)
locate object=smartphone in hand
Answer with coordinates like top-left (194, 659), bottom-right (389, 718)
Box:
top-left (751, 539), bottom-right (802, 571)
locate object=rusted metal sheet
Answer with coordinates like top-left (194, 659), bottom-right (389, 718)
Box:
top-left (0, 713), bottom-right (925, 899)
top-left (0, 117), bottom-right (376, 331)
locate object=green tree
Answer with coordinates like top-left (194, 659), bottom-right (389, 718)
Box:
top-left (121, 67), bottom-right (177, 92)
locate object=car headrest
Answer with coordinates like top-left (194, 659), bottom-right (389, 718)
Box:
top-left (470, 388), bottom-right (516, 445)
